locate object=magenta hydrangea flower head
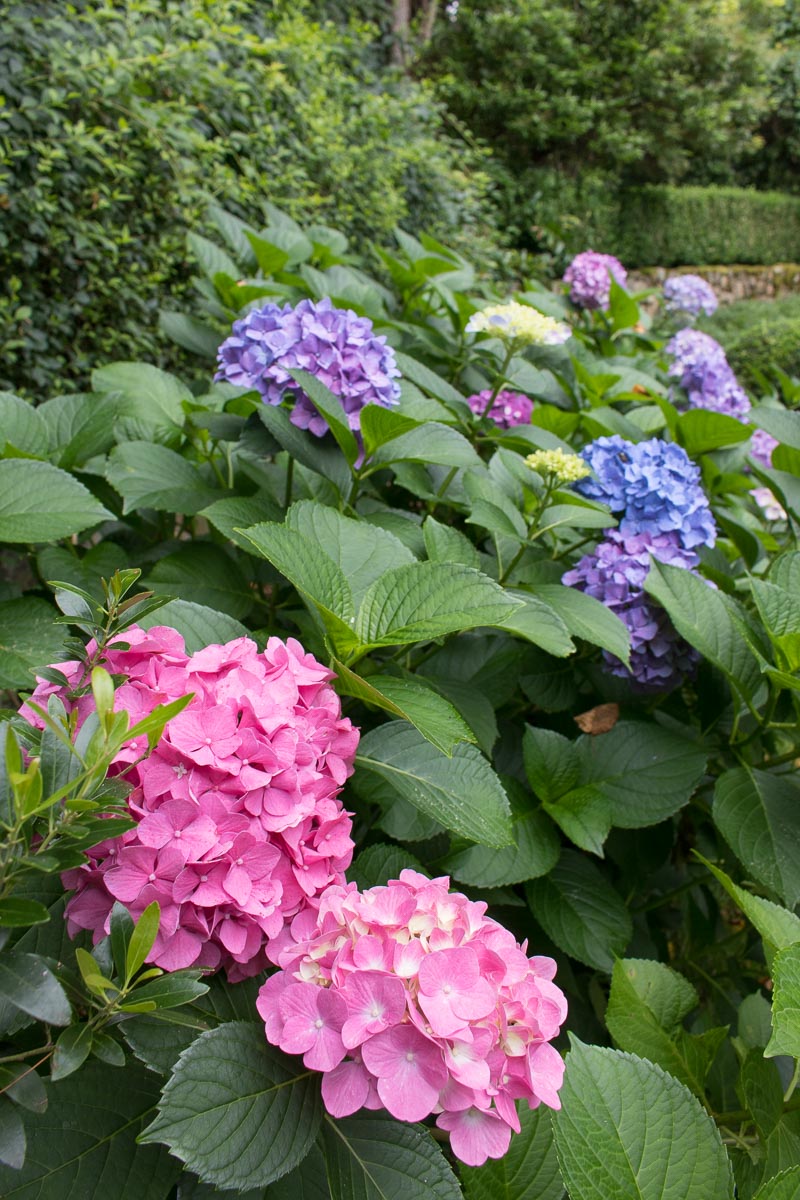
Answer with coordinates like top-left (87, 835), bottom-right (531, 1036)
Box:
top-left (258, 870), bottom-right (567, 1167)
top-left (562, 531), bottom-right (702, 691)
top-left (215, 297), bottom-right (401, 436)
top-left (576, 435), bottom-right (717, 550)
top-left (663, 274), bottom-right (718, 319)
top-left (563, 250), bottom-right (628, 310)
top-left (467, 389), bottom-right (533, 428)
top-left (21, 627), bottom-right (359, 980)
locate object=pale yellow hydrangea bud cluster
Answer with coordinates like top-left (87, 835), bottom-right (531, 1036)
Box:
top-left (525, 449), bottom-right (590, 485)
top-left (466, 301), bottom-right (571, 347)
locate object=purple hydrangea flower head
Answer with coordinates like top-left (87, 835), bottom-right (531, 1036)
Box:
top-left (663, 274), bottom-right (718, 318)
top-left (562, 530), bottom-right (701, 691)
top-left (750, 428), bottom-right (778, 469)
top-left (563, 251), bottom-right (628, 311)
top-left (467, 389), bottom-right (533, 428)
top-left (215, 297), bottom-right (401, 436)
top-left (664, 328), bottom-right (750, 419)
top-left (575, 436), bottom-right (717, 550)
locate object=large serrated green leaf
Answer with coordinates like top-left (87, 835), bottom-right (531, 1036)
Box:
top-left (645, 561), bottom-right (762, 705)
top-left (443, 778), bottom-right (560, 889)
top-left (106, 443), bottom-right (219, 514)
top-left (553, 1040), bottom-right (734, 1200)
top-left (0, 460), bottom-right (111, 542)
top-left (372, 422), bottom-right (480, 469)
top-left (460, 1106), bottom-right (564, 1200)
top-left (287, 369), bottom-right (359, 465)
top-left (489, 592), bottom-right (575, 658)
top-left (334, 664), bottom-right (474, 755)
top-left (0, 597), bottom-right (66, 689)
top-left (355, 562), bottom-right (520, 648)
top-left (528, 583), bottom-right (630, 663)
top-left (141, 1023), bottom-right (322, 1191)
top-left (38, 392), bottom-right (121, 469)
top-left (754, 1166), bottom-right (800, 1200)
top-left (765, 944), bottom-right (800, 1058)
top-left (321, 1111), bottom-right (462, 1200)
top-left (0, 1059), bottom-right (179, 1199)
top-left (713, 768), bottom-right (800, 909)
top-left (526, 852), bottom-right (632, 970)
top-left (354, 722), bottom-right (512, 847)
top-left (287, 501), bottom-right (415, 607)
top-left (0, 392), bottom-right (48, 457)
top-left (92, 361), bottom-right (190, 430)
top-left (200, 494), bottom-right (282, 549)
top-left (677, 409), bottom-right (752, 454)
top-left (137, 600), bottom-right (249, 652)
top-left (696, 855), bottom-right (800, 950)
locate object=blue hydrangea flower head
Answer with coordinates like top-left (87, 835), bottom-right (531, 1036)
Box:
top-left (562, 530), bottom-right (701, 691)
top-left (663, 274), bottom-right (718, 319)
top-left (665, 328), bottom-right (750, 420)
top-left (575, 436), bottom-right (717, 550)
top-left (215, 297), bottom-right (401, 436)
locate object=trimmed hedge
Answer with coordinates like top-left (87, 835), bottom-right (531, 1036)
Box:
top-left (531, 180), bottom-right (800, 268)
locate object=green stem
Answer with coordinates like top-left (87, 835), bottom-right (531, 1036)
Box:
top-left (283, 456), bottom-right (295, 511)
top-left (479, 344), bottom-right (517, 420)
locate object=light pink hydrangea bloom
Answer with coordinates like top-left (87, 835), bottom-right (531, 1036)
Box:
top-left (21, 626), bottom-right (358, 980)
top-left (256, 871), bottom-right (567, 1166)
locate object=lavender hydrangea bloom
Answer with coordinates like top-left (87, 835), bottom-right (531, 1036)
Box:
top-left (563, 251), bottom-right (628, 311)
top-left (663, 274), bottom-right (718, 318)
top-left (750, 428), bottom-right (778, 469)
top-left (562, 531), bottom-right (701, 691)
top-left (575, 436), bottom-right (717, 550)
top-left (215, 297), bottom-right (401, 436)
top-left (467, 389), bottom-right (533, 428)
top-left (665, 328), bottom-right (751, 420)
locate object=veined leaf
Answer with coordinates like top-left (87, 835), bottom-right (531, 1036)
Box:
top-left (713, 768), bottom-right (800, 909)
top-left (321, 1110), bottom-right (462, 1200)
top-left (0, 461), bottom-right (111, 542)
top-left (526, 852), bottom-right (632, 970)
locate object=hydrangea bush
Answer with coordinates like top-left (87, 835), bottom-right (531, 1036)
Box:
top-left (1, 209), bottom-right (799, 1200)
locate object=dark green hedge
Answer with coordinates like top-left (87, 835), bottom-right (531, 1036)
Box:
top-left (726, 316), bottom-right (800, 387)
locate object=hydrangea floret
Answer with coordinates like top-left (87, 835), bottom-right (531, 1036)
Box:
top-left (465, 301), bottom-right (571, 347)
top-left (562, 250), bottom-right (628, 310)
top-left (750, 428), bottom-right (778, 469)
top-left (576, 435), bottom-right (717, 550)
top-left (563, 531), bottom-right (701, 691)
top-left (467, 389), bottom-right (533, 428)
top-left (663, 274), bottom-right (718, 319)
top-left (526, 448), bottom-right (590, 485)
top-left (215, 297), bottom-right (401, 436)
top-left (21, 627), bottom-right (358, 979)
top-left (258, 870), bottom-right (567, 1167)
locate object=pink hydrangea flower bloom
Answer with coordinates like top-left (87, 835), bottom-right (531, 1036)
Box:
top-left (23, 628), bottom-right (358, 980)
top-left (257, 871), bottom-right (567, 1166)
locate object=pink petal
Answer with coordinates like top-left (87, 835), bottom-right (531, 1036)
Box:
top-left (437, 1107), bottom-right (512, 1166)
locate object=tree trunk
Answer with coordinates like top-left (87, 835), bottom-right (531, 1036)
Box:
top-left (391, 0), bottom-right (412, 66)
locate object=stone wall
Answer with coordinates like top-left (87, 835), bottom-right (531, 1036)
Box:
top-left (628, 263), bottom-right (800, 305)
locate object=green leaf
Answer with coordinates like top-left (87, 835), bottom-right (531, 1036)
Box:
top-left (444, 778), bottom-right (561, 887)
top-left (0, 1096), bottom-right (25, 1171)
top-left (754, 1167), bottom-right (800, 1200)
top-left (92, 361), bottom-right (190, 431)
top-left (713, 768), bottom-right (800, 909)
top-left (136, 599), bottom-right (249, 653)
top-left (106, 443), bottom-right (220, 514)
top-left (334, 665), bottom-right (475, 755)
top-left (495, 594), bottom-right (575, 658)
top-left (200, 495), bottom-right (282, 550)
top-left (321, 1110), bottom-right (462, 1200)
top-left (0, 951), bottom-right (71, 1025)
top-left (51, 1023), bottom-right (93, 1081)
top-left (0, 1059), bottom-right (179, 1198)
top-left (90, 1031), bottom-right (126, 1068)
top-left (765, 943), bottom-right (800, 1058)
top-left (245, 232), bottom-right (290, 275)
top-left (38, 392), bottom-right (120, 470)
top-left (356, 563), bottom-right (520, 649)
top-left (287, 501), bottom-right (415, 607)
top-left (607, 278), bottom-right (640, 331)
top-left (0, 392), bottom-right (48, 457)
top-left (256, 405), bottom-right (351, 496)
top-left (527, 584), bottom-right (630, 664)
top-left (526, 852), bottom-right (632, 970)
top-left (354, 722), bottom-right (513, 848)
top-left (240, 522), bottom-right (357, 653)
top-left (286, 369), bottom-right (358, 465)
top-left (553, 1040), bottom-right (735, 1200)
top-left (159, 312), bottom-right (221, 359)
top-left (0, 460), bottom-right (111, 542)
top-left (146, 543), bottom-right (253, 620)
top-left (360, 405), bottom-right (421, 456)
top-left (695, 855), bottom-right (800, 950)
top-left (372, 423), bottom-right (481, 470)
top-left (676, 409), bottom-right (752, 454)
top-left (423, 516), bottom-right (480, 569)
top-left (141, 1022), bottom-right (322, 1191)
top-left (739, 1050), bottom-right (784, 1137)
top-left (0, 1065), bottom-right (47, 1114)
top-left (126, 901), bottom-right (161, 983)
top-left (460, 1106), bottom-right (563, 1200)
top-left (392, 352), bottom-right (471, 418)
top-left (605, 959), bottom-right (721, 1097)
top-left (0, 899), bottom-right (50, 928)
top-left (127, 973), bottom-right (209, 1010)
top-left (645, 560), bottom-right (763, 705)
top-left (752, 407), bottom-right (800, 452)
top-left (349, 844), bottom-right (427, 890)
